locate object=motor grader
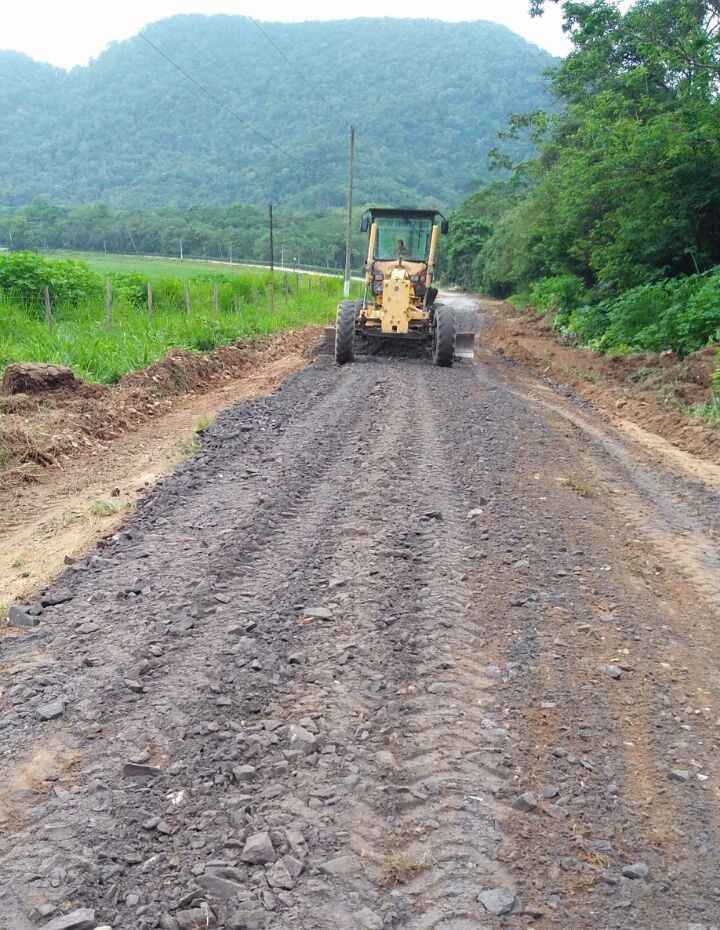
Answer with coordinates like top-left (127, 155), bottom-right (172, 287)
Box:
top-left (334, 207), bottom-right (474, 366)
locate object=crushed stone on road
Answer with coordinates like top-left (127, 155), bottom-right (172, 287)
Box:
top-left (2, 294), bottom-right (720, 930)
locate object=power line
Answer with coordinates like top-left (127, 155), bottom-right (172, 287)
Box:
top-left (139, 32), bottom-right (298, 165)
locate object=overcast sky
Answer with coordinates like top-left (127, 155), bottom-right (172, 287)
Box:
top-left (2, 0), bottom-right (571, 69)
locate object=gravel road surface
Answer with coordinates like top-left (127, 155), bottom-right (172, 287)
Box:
top-left (2, 293), bottom-right (720, 930)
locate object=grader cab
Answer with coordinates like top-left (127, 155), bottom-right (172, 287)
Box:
top-left (334, 207), bottom-right (474, 366)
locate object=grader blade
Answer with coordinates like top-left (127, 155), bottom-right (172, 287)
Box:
top-left (454, 331), bottom-right (475, 359)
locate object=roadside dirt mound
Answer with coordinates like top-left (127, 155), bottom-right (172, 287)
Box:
top-left (0, 328), bottom-right (322, 488)
top-left (1, 363), bottom-right (80, 395)
top-left (482, 302), bottom-right (720, 465)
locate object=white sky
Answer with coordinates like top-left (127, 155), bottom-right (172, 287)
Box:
top-left (1, 0), bottom-right (571, 69)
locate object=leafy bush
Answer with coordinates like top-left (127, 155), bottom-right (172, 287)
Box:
top-left (555, 303), bottom-right (609, 345)
top-left (530, 275), bottom-right (587, 313)
top-left (108, 271), bottom-right (147, 307)
top-left (0, 251), bottom-right (102, 304)
top-left (671, 275), bottom-right (720, 355)
top-left (550, 270), bottom-right (720, 356)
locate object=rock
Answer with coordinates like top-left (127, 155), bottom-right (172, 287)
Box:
top-left (286, 829), bottom-right (307, 858)
top-left (123, 762), bottom-right (164, 779)
top-left (37, 699), bottom-right (65, 721)
top-left (40, 910), bottom-right (96, 930)
top-left (93, 926), bottom-right (113, 930)
top-left (669, 769), bottom-right (690, 783)
top-left (241, 831), bottom-right (276, 864)
top-left (159, 914), bottom-right (179, 930)
top-left (7, 605), bottom-right (39, 627)
top-left (301, 607), bottom-right (333, 620)
top-left (512, 791), bottom-right (538, 813)
top-left (176, 910), bottom-right (213, 930)
top-left (41, 589), bottom-right (74, 607)
top-left (479, 888), bottom-right (516, 916)
top-left (2, 362), bottom-right (79, 395)
top-left (600, 664), bottom-right (623, 680)
top-left (622, 862), bottom-right (649, 880)
top-left (288, 723), bottom-right (317, 752)
top-left (266, 856), bottom-right (302, 890)
top-left (125, 679), bottom-right (145, 693)
top-left (375, 750), bottom-right (396, 768)
top-left (229, 909), bottom-right (266, 930)
top-left (542, 785), bottom-right (560, 799)
top-left (232, 765), bottom-right (257, 783)
top-left (197, 873), bottom-right (246, 900)
top-left (76, 623), bottom-right (99, 634)
top-left (319, 855), bottom-right (361, 877)
top-left (467, 508), bottom-right (484, 519)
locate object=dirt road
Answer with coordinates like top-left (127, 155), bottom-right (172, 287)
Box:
top-left (2, 294), bottom-right (720, 930)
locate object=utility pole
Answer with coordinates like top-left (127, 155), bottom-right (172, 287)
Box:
top-left (343, 125), bottom-right (355, 299)
top-left (268, 203), bottom-right (275, 313)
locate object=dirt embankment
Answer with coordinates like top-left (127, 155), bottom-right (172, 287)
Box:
top-left (0, 329), bottom-right (321, 609)
top-left (480, 299), bottom-right (720, 465)
top-left (0, 329), bottom-right (322, 488)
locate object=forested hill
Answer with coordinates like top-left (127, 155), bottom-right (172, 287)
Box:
top-left (0, 16), bottom-right (556, 209)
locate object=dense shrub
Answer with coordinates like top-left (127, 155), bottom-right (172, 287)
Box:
top-left (552, 270), bottom-right (720, 356)
top-left (530, 275), bottom-right (587, 313)
top-left (108, 271), bottom-right (148, 307)
top-left (0, 251), bottom-right (102, 304)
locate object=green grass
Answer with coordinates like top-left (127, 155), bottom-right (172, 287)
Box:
top-left (47, 250), bottom-right (343, 281)
top-left (691, 397), bottom-right (720, 427)
top-left (89, 499), bottom-right (123, 517)
top-left (1, 259), bottom-right (356, 384)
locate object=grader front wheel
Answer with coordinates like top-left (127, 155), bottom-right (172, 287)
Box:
top-left (432, 305), bottom-right (455, 367)
top-left (335, 300), bottom-right (357, 365)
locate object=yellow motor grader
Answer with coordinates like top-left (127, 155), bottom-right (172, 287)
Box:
top-left (334, 207), bottom-right (474, 366)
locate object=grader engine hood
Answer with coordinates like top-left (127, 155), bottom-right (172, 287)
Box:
top-left (380, 266), bottom-right (414, 333)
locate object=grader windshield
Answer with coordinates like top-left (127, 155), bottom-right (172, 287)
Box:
top-left (375, 216), bottom-right (433, 261)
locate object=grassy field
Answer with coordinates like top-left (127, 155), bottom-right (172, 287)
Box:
top-left (47, 251), bottom-right (342, 280)
top-left (1, 252), bottom-right (355, 384)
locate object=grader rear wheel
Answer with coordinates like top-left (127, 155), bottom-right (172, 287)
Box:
top-left (335, 300), bottom-right (358, 365)
top-left (432, 304), bottom-right (455, 367)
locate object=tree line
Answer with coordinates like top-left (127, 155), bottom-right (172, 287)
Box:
top-left (445, 0), bottom-right (720, 356)
top-left (0, 202), bottom-right (367, 271)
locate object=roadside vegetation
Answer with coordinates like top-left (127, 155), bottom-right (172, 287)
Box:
top-left (444, 0), bottom-right (720, 409)
top-left (0, 251), bottom-right (352, 384)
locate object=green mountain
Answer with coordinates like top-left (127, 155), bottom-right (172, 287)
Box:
top-left (0, 16), bottom-right (556, 209)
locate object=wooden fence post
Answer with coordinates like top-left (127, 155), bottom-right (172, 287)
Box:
top-left (105, 279), bottom-right (113, 330)
top-left (184, 282), bottom-right (191, 316)
top-left (43, 286), bottom-right (53, 329)
top-left (147, 282), bottom-right (153, 316)
top-left (213, 283), bottom-right (220, 317)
